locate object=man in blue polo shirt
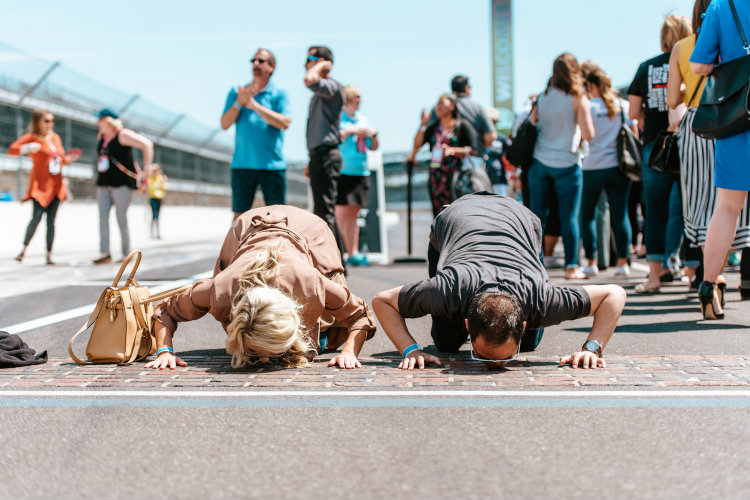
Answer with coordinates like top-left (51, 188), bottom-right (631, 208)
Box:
top-left (221, 48), bottom-right (291, 219)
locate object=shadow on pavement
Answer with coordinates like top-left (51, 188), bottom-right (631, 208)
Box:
top-left (565, 320), bottom-right (747, 334)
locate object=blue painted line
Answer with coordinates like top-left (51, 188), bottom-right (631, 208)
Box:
top-left (0, 397), bottom-right (747, 409)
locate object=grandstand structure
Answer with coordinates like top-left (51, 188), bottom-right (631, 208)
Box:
top-left (0, 42), bottom-right (241, 206)
top-left (0, 42), bottom-right (426, 210)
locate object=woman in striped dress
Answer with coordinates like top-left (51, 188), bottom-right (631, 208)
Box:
top-left (667, 0), bottom-right (750, 288)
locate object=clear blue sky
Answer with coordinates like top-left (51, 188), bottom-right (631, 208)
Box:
top-left (1, 0), bottom-right (694, 162)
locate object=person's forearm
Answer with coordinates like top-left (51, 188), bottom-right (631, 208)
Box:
top-left (372, 294), bottom-right (417, 353)
top-left (304, 67), bottom-right (322, 87)
top-left (141, 142), bottom-right (154, 169)
top-left (340, 329), bottom-right (368, 357)
top-left (221, 106), bottom-right (241, 130)
top-left (370, 134), bottom-right (379, 150)
top-left (249, 101), bottom-right (290, 130)
top-left (585, 285), bottom-right (626, 349)
top-left (153, 318), bottom-right (175, 350)
top-left (411, 130), bottom-right (425, 156)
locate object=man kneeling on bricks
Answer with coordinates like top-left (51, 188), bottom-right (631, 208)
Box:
top-left (372, 192), bottom-right (626, 369)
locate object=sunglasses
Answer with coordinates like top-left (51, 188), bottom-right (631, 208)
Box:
top-left (306, 55), bottom-right (320, 64)
top-left (43, 119), bottom-right (55, 123)
top-left (470, 341), bottom-right (521, 364)
top-left (250, 58), bottom-right (269, 65)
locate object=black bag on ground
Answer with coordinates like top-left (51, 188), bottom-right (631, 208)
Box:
top-left (505, 100), bottom-right (538, 170)
top-left (648, 130), bottom-right (681, 175)
top-left (617, 107), bottom-right (643, 181)
top-left (692, 0), bottom-right (750, 140)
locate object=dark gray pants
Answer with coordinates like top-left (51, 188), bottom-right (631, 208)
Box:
top-left (23, 197), bottom-right (60, 252)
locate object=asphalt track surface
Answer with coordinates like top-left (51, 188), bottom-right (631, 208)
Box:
top-left (0, 203), bottom-right (748, 500)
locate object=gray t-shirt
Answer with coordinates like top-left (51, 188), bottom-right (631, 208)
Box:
top-left (398, 192), bottom-right (591, 329)
top-left (306, 77), bottom-right (345, 151)
top-left (428, 94), bottom-right (494, 152)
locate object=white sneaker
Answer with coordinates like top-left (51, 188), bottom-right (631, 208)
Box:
top-left (582, 265), bottom-right (599, 277)
top-left (615, 265), bottom-right (631, 277)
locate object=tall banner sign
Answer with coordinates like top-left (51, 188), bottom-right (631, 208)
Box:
top-left (491, 0), bottom-right (514, 133)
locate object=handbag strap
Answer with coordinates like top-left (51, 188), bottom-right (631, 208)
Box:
top-left (143, 284), bottom-right (194, 304)
top-left (729, 0), bottom-right (750, 54)
top-left (68, 289), bottom-right (110, 365)
top-left (687, 75), bottom-right (706, 107)
top-left (120, 290), bottom-right (142, 365)
top-left (111, 250), bottom-right (142, 288)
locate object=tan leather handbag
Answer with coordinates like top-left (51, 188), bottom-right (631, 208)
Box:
top-left (68, 250), bottom-right (191, 365)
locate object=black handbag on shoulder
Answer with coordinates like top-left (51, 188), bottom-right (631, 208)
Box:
top-left (649, 76), bottom-right (705, 175)
top-left (648, 130), bottom-right (681, 175)
top-left (505, 99), bottom-right (538, 170)
top-left (617, 107), bottom-right (643, 181)
top-left (692, 0), bottom-right (750, 140)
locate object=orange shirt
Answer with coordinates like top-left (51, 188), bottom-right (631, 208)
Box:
top-left (8, 132), bottom-right (68, 208)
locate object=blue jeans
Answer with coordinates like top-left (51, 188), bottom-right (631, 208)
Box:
top-left (641, 141), bottom-right (682, 263)
top-left (581, 167), bottom-right (632, 260)
top-left (528, 160), bottom-right (582, 268)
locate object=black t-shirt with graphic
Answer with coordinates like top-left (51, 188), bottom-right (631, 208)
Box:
top-left (627, 52), bottom-right (670, 144)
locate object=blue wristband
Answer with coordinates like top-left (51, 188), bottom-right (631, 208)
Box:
top-left (402, 343), bottom-right (421, 358)
top-left (155, 346), bottom-right (174, 357)
top-left (233, 101), bottom-right (242, 110)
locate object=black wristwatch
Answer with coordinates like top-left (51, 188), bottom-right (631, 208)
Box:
top-left (582, 339), bottom-right (603, 358)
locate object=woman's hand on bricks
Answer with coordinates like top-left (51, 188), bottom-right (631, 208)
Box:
top-left (145, 352), bottom-right (187, 370)
top-left (560, 351), bottom-right (606, 369)
top-left (328, 351), bottom-right (362, 369)
top-left (398, 350), bottom-right (442, 370)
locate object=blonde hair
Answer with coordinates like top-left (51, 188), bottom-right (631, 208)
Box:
top-left (225, 241), bottom-right (314, 368)
top-left (586, 67), bottom-right (619, 120)
top-left (98, 116), bottom-right (124, 139)
top-left (661, 14), bottom-right (692, 53)
top-left (343, 85), bottom-right (360, 105)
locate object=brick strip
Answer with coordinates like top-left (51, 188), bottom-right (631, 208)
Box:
top-left (0, 355), bottom-right (748, 389)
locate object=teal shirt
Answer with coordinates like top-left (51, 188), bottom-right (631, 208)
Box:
top-left (223, 82), bottom-right (290, 170)
top-left (339, 111), bottom-right (371, 176)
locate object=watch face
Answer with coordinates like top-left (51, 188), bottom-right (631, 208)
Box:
top-left (584, 340), bottom-right (601, 351)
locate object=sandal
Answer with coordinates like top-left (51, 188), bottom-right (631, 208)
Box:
top-left (635, 282), bottom-right (661, 294)
top-left (14, 253), bottom-right (23, 263)
top-left (46, 257), bottom-right (55, 266)
top-left (698, 281), bottom-right (724, 320)
top-left (564, 268), bottom-right (588, 280)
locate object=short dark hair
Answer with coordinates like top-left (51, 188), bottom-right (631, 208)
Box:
top-left (309, 45), bottom-right (334, 64)
top-left (451, 75), bottom-right (469, 94)
top-left (466, 292), bottom-right (524, 347)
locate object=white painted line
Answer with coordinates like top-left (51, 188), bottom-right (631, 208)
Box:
top-left (0, 390), bottom-right (747, 398)
top-left (0, 271), bottom-right (212, 335)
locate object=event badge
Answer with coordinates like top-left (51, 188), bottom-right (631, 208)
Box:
top-left (97, 155), bottom-right (110, 173)
top-left (430, 146), bottom-right (443, 168)
top-left (48, 158), bottom-right (62, 176)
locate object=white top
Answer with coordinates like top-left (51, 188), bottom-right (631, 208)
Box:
top-left (582, 98), bottom-right (633, 171)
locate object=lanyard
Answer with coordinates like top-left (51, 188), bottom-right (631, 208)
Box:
top-left (46, 136), bottom-right (60, 160)
top-left (434, 124), bottom-right (454, 146)
top-left (99, 132), bottom-right (116, 156)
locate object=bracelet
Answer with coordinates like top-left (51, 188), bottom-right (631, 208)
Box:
top-left (419, 126), bottom-right (427, 132)
top-left (233, 101), bottom-right (242, 110)
top-left (401, 343), bottom-right (421, 358)
top-left (155, 346), bottom-right (174, 357)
